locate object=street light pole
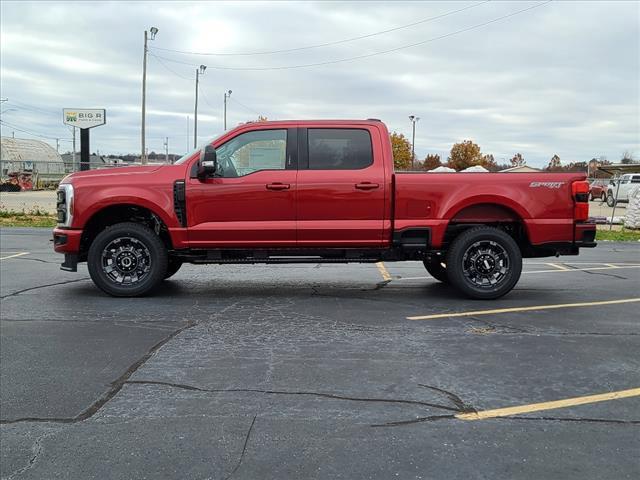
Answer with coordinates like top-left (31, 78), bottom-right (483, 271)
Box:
top-left (141, 26), bottom-right (158, 165)
top-left (223, 90), bottom-right (232, 130)
top-left (194, 65), bottom-right (207, 148)
top-left (409, 115), bottom-right (420, 169)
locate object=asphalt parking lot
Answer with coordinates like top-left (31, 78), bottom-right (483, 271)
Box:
top-left (1, 227), bottom-right (639, 479)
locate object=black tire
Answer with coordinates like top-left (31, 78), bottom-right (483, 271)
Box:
top-left (600, 192), bottom-right (606, 202)
top-left (445, 226), bottom-right (522, 300)
top-left (164, 258), bottom-right (183, 279)
top-left (87, 222), bottom-right (168, 297)
top-left (589, 192), bottom-right (594, 201)
top-left (606, 194), bottom-right (616, 207)
top-left (423, 259), bottom-right (448, 283)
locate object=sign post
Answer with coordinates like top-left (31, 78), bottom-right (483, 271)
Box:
top-left (63, 109), bottom-right (106, 171)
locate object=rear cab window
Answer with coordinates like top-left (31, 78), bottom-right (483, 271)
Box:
top-left (307, 129), bottom-right (373, 170)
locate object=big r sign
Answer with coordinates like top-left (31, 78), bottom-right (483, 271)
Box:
top-left (63, 108), bottom-right (106, 171)
top-left (63, 108), bottom-right (106, 129)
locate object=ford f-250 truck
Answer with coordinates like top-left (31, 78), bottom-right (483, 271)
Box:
top-left (53, 119), bottom-right (596, 299)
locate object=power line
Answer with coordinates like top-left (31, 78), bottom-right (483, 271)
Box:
top-left (0, 120), bottom-right (72, 142)
top-left (6, 100), bottom-right (59, 116)
top-left (197, 84), bottom-right (218, 112)
top-left (153, 51), bottom-right (268, 120)
top-left (151, 0), bottom-right (491, 57)
top-left (151, 1), bottom-right (553, 71)
top-left (229, 97), bottom-right (263, 118)
top-left (148, 52), bottom-right (192, 80)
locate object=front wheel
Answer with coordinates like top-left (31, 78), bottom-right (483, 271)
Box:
top-left (600, 192), bottom-right (606, 202)
top-left (87, 222), bottom-right (168, 297)
top-left (606, 194), bottom-right (616, 207)
top-left (423, 259), bottom-right (448, 283)
top-left (446, 227), bottom-right (522, 300)
top-left (164, 258), bottom-right (183, 279)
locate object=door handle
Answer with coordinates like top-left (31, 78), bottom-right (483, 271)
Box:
top-left (266, 183), bottom-right (290, 191)
top-left (355, 182), bottom-right (379, 190)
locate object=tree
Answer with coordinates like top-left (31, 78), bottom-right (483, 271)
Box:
top-left (390, 132), bottom-right (412, 170)
top-left (446, 140), bottom-right (484, 170)
top-left (510, 153), bottom-right (526, 167)
top-left (482, 154), bottom-right (500, 171)
top-left (621, 151), bottom-right (637, 164)
top-left (422, 154), bottom-right (442, 171)
top-left (546, 154), bottom-right (562, 171)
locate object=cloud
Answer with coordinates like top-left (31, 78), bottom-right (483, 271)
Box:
top-left (0, 0), bottom-right (638, 165)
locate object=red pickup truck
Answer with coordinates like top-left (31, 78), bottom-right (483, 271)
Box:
top-left (53, 119), bottom-right (596, 299)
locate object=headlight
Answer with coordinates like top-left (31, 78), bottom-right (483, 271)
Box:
top-left (56, 183), bottom-right (74, 227)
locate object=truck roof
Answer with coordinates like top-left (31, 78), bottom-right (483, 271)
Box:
top-left (234, 119), bottom-right (383, 127)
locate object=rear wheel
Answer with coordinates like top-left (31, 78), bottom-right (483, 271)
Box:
top-left (423, 259), bottom-right (448, 283)
top-left (88, 222), bottom-right (168, 297)
top-left (589, 192), bottom-right (594, 201)
top-left (446, 227), bottom-right (522, 300)
top-left (600, 192), bottom-right (606, 201)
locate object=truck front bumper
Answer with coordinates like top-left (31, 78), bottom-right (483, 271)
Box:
top-left (53, 227), bottom-right (83, 271)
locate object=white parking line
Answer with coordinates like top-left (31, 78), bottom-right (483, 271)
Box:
top-left (0, 252), bottom-right (30, 261)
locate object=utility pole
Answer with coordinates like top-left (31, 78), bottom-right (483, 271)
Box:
top-left (186, 116), bottom-right (190, 154)
top-left (164, 136), bottom-right (169, 163)
top-left (223, 90), bottom-right (232, 130)
top-left (193, 64), bottom-right (207, 148)
top-left (141, 26), bottom-right (158, 165)
top-left (55, 138), bottom-right (59, 153)
top-left (409, 115), bottom-right (420, 169)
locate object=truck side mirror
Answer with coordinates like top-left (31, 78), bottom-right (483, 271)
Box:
top-left (197, 145), bottom-right (217, 179)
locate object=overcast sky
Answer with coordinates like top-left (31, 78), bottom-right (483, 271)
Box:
top-left (1, 0), bottom-right (638, 166)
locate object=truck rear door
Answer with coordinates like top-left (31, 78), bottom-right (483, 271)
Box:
top-left (296, 126), bottom-right (386, 247)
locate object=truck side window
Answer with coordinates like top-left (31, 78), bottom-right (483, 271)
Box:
top-left (216, 129), bottom-right (287, 178)
top-left (307, 129), bottom-right (373, 170)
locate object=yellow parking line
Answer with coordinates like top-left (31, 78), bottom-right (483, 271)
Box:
top-left (0, 252), bottom-right (29, 261)
top-left (525, 265), bottom-right (640, 274)
top-left (407, 297), bottom-right (640, 320)
top-left (397, 265), bottom-right (640, 281)
top-left (456, 387), bottom-right (640, 421)
top-left (546, 262), bottom-right (570, 271)
top-left (376, 262), bottom-right (392, 282)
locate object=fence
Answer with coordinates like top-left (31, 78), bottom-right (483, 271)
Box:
top-left (0, 160), bottom-right (153, 190)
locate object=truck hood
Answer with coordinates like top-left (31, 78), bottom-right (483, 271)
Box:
top-left (62, 165), bottom-right (165, 183)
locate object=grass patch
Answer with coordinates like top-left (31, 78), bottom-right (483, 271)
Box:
top-left (0, 210), bottom-right (57, 227)
top-left (596, 229), bottom-right (640, 242)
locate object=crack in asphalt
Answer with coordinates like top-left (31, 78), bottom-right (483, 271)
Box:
top-left (123, 380), bottom-right (461, 413)
top-left (0, 278), bottom-right (91, 299)
top-left (372, 414), bottom-right (640, 428)
top-left (417, 384), bottom-right (475, 412)
top-left (507, 416), bottom-right (640, 425)
top-left (563, 263), bottom-right (628, 280)
top-left (3, 429), bottom-right (59, 480)
top-left (0, 320), bottom-right (197, 425)
top-left (224, 414), bottom-right (257, 480)
top-left (11, 256), bottom-right (59, 265)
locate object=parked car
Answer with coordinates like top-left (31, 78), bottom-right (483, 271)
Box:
top-left (53, 119), bottom-right (596, 299)
top-left (606, 174), bottom-right (640, 207)
top-left (589, 179), bottom-right (608, 201)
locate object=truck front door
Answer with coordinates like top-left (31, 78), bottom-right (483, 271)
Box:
top-left (187, 128), bottom-right (297, 247)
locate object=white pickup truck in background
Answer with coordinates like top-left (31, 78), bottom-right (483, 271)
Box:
top-left (606, 173), bottom-right (640, 206)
